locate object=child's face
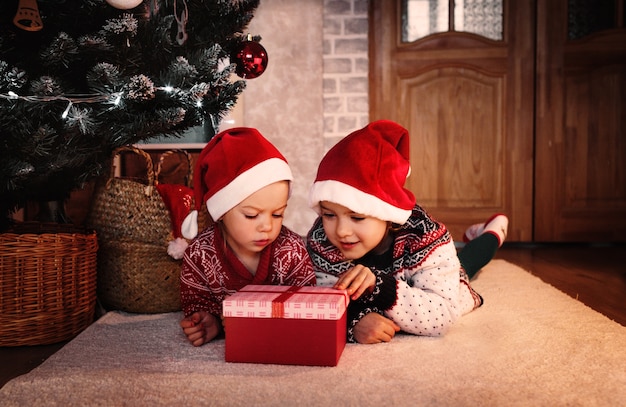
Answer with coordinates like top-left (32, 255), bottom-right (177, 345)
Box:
top-left (221, 181), bottom-right (289, 259)
top-left (319, 201), bottom-right (389, 260)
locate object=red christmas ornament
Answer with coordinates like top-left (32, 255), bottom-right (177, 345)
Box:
top-left (231, 40), bottom-right (268, 79)
top-left (105, 0), bottom-right (143, 9)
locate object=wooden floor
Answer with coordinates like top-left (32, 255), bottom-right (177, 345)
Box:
top-left (1, 243), bottom-right (624, 389)
top-left (495, 243), bottom-right (626, 326)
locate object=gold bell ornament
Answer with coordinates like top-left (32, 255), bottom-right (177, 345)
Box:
top-left (13, 0), bottom-right (43, 32)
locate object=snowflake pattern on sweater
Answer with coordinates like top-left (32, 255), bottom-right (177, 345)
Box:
top-left (180, 225), bottom-right (316, 317)
top-left (307, 204), bottom-right (482, 341)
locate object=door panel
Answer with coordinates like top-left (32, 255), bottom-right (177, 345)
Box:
top-left (370, 0), bottom-right (534, 241)
top-left (402, 68), bottom-right (504, 210)
top-left (535, 1), bottom-right (626, 241)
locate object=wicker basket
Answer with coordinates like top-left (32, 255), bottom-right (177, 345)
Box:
top-left (0, 222), bottom-right (98, 346)
top-left (96, 240), bottom-right (181, 313)
top-left (87, 147), bottom-right (174, 245)
top-left (87, 147), bottom-right (196, 313)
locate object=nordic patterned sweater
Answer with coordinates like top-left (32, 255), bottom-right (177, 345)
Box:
top-left (180, 224), bottom-right (316, 318)
top-left (307, 204), bottom-right (483, 342)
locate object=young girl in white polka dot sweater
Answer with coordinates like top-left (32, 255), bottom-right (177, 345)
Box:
top-left (306, 120), bottom-right (508, 344)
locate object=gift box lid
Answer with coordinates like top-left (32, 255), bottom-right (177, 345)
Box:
top-left (223, 285), bottom-right (349, 320)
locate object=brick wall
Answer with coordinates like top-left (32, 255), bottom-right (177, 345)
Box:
top-left (323, 0), bottom-right (369, 149)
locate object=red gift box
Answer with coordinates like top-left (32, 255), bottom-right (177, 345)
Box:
top-left (223, 285), bottom-right (349, 366)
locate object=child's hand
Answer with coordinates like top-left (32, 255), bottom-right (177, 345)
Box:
top-left (353, 313), bottom-right (400, 344)
top-left (180, 311), bottom-right (221, 346)
top-left (334, 264), bottom-right (376, 300)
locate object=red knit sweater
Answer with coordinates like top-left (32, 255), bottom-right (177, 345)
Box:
top-left (180, 224), bottom-right (316, 317)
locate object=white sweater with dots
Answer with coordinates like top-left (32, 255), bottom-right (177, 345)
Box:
top-left (307, 205), bottom-right (482, 339)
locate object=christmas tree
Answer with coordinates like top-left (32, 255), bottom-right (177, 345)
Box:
top-left (0, 0), bottom-right (262, 230)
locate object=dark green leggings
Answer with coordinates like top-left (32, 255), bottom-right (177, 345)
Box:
top-left (457, 233), bottom-right (499, 279)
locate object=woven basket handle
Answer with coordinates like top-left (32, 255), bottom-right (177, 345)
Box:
top-left (155, 149), bottom-right (194, 187)
top-left (106, 146), bottom-right (155, 196)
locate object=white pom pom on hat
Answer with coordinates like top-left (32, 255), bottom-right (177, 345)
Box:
top-left (308, 120), bottom-right (415, 225)
top-left (181, 127), bottom-right (293, 240)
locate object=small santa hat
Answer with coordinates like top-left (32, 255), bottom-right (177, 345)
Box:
top-left (156, 183), bottom-right (194, 259)
top-left (181, 127), bottom-right (293, 239)
top-left (308, 120), bottom-right (415, 225)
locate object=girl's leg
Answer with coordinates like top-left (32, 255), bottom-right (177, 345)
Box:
top-left (458, 214), bottom-right (509, 279)
top-left (458, 233), bottom-right (500, 279)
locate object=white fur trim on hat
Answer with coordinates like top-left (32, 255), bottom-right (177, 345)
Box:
top-left (208, 157), bottom-right (293, 221)
top-left (181, 210), bottom-right (198, 240)
top-left (309, 180), bottom-right (412, 225)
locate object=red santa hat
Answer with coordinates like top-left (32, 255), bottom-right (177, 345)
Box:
top-left (308, 120), bottom-right (415, 225)
top-left (181, 127), bottom-right (293, 239)
top-left (156, 183), bottom-right (194, 259)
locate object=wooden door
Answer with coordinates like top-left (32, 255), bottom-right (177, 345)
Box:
top-left (535, 0), bottom-right (626, 241)
top-left (370, 0), bottom-right (534, 242)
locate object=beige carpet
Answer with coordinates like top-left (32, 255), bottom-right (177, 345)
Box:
top-left (1, 260), bottom-right (625, 406)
